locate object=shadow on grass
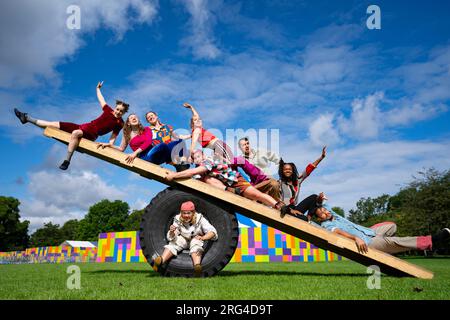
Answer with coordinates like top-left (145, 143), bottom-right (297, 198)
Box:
top-left (82, 269), bottom-right (369, 278)
top-left (217, 270), bottom-right (369, 277)
top-left (84, 269), bottom-right (157, 277)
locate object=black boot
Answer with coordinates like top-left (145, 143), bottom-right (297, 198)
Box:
top-left (14, 108), bottom-right (28, 124)
top-left (280, 204), bottom-right (290, 218)
top-left (432, 228), bottom-right (450, 248)
top-left (59, 160), bottom-right (70, 171)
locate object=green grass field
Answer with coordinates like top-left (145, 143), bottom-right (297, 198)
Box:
top-left (1, 258), bottom-right (449, 300)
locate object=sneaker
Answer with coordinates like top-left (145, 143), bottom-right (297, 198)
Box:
top-left (193, 264), bottom-right (202, 277)
top-left (59, 160), bottom-right (70, 171)
top-left (432, 228), bottom-right (450, 246)
top-left (152, 256), bottom-right (163, 272)
top-left (279, 204), bottom-right (290, 218)
top-left (14, 108), bottom-right (28, 124)
top-left (174, 163), bottom-right (191, 172)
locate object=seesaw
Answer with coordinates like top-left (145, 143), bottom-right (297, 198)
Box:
top-left (43, 127), bottom-right (434, 279)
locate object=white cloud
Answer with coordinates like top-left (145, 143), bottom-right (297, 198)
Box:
top-left (19, 169), bottom-right (127, 231)
top-left (179, 0), bottom-right (221, 60)
top-left (0, 0), bottom-right (158, 88)
top-left (27, 170), bottom-right (126, 210)
top-left (308, 114), bottom-right (341, 147)
top-left (337, 92), bottom-right (383, 140)
top-left (280, 139), bottom-right (450, 214)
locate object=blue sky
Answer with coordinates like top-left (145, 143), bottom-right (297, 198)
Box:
top-left (1, 0), bottom-right (450, 232)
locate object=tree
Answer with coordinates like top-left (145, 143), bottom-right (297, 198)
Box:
top-left (30, 222), bottom-right (64, 247)
top-left (348, 194), bottom-right (390, 224)
top-left (60, 219), bottom-right (80, 240)
top-left (123, 209), bottom-right (144, 231)
top-left (76, 200), bottom-right (129, 241)
top-left (331, 207), bottom-right (345, 217)
top-left (394, 168), bottom-right (450, 237)
top-left (0, 196), bottom-right (29, 251)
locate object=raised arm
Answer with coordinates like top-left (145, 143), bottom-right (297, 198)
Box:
top-left (298, 146), bottom-right (327, 181)
top-left (96, 81), bottom-right (107, 108)
top-left (183, 102), bottom-right (201, 122)
top-left (312, 146), bottom-right (327, 167)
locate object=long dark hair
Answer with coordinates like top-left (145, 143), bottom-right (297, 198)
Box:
top-left (278, 158), bottom-right (299, 185)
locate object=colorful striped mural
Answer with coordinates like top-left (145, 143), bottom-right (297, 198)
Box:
top-left (231, 225), bottom-right (342, 262)
top-left (96, 231), bottom-right (146, 263)
top-left (0, 227), bottom-right (343, 264)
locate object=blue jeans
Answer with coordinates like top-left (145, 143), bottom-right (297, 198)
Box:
top-left (139, 139), bottom-right (186, 165)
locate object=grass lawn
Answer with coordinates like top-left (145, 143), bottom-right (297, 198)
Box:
top-left (0, 257), bottom-right (449, 300)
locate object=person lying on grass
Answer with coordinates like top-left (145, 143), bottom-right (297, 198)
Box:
top-left (291, 193), bottom-right (450, 254)
top-left (14, 81), bottom-right (129, 170)
top-left (152, 201), bottom-right (218, 277)
top-left (165, 150), bottom-right (286, 211)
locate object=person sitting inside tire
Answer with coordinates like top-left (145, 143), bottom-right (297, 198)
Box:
top-left (152, 201), bottom-right (218, 277)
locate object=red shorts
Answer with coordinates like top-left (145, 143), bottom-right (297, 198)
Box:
top-left (59, 122), bottom-right (98, 141)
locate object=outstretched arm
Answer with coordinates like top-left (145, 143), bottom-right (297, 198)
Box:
top-left (165, 166), bottom-right (208, 181)
top-left (312, 146), bottom-right (327, 167)
top-left (333, 229), bottom-right (368, 254)
top-left (97, 135), bottom-right (128, 151)
top-left (96, 81), bottom-right (107, 108)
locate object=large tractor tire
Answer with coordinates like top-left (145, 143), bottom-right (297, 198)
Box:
top-left (140, 187), bottom-right (239, 277)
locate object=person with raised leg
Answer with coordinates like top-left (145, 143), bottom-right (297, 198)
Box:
top-left (14, 81), bottom-right (129, 170)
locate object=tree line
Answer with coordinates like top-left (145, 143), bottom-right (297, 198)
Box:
top-left (0, 198), bottom-right (143, 250)
top-left (1, 168), bottom-right (449, 251)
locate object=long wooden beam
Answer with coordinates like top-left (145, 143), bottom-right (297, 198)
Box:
top-left (43, 127), bottom-right (434, 279)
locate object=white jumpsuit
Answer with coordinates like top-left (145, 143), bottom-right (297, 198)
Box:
top-left (164, 212), bottom-right (218, 256)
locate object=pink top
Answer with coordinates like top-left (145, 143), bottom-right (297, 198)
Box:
top-left (129, 127), bottom-right (153, 152)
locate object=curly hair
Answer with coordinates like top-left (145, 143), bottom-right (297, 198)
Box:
top-left (278, 158), bottom-right (299, 185)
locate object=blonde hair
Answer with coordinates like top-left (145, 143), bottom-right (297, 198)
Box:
top-left (180, 211), bottom-right (197, 224)
top-left (123, 114), bottom-right (145, 143)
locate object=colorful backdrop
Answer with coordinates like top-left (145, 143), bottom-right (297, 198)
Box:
top-left (0, 227), bottom-right (343, 264)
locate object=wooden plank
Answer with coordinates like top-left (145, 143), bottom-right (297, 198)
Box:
top-left (43, 127), bottom-right (434, 279)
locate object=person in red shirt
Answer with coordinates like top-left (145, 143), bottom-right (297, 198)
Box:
top-left (14, 81), bottom-right (129, 170)
top-left (182, 102), bottom-right (234, 164)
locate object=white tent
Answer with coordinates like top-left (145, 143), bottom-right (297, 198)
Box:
top-left (60, 240), bottom-right (97, 248)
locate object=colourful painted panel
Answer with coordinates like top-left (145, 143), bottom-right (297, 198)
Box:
top-left (229, 226), bottom-right (344, 263)
top-left (96, 231), bottom-right (146, 263)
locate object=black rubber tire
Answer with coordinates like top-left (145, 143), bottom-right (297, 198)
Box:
top-left (139, 187), bottom-right (239, 277)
